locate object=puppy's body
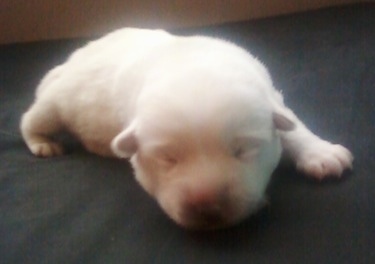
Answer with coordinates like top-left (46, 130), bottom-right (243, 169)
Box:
top-left (21, 28), bottom-right (353, 229)
top-left (26, 29), bottom-right (173, 156)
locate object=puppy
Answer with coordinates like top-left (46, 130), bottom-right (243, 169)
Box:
top-left (20, 28), bottom-right (353, 229)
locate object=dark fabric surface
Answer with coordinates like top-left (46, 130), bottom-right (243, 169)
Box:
top-left (1, 3), bottom-right (374, 264)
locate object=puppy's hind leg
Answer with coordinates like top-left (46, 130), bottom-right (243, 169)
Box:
top-left (20, 101), bottom-right (64, 157)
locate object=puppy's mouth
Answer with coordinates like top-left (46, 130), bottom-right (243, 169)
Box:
top-left (157, 179), bottom-right (267, 230)
top-left (178, 204), bottom-right (231, 230)
top-left (170, 198), bottom-right (258, 230)
top-left (165, 194), bottom-right (269, 230)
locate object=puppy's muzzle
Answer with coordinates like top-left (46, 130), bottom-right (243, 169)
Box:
top-left (180, 186), bottom-right (233, 229)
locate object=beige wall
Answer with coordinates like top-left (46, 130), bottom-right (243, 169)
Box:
top-left (0, 0), bottom-right (360, 44)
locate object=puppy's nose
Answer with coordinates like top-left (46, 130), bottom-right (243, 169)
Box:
top-left (183, 189), bottom-right (229, 228)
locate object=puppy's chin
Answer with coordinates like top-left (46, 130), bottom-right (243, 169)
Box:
top-left (155, 181), bottom-right (266, 230)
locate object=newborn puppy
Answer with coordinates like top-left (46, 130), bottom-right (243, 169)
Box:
top-left (20, 28), bottom-right (353, 229)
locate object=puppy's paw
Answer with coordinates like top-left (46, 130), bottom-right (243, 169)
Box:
top-left (296, 142), bottom-right (353, 180)
top-left (29, 142), bottom-right (64, 157)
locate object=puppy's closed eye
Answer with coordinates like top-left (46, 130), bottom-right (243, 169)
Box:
top-left (232, 137), bottom-right (262, 162)
top-left (233, 146), bottom-right (258, 161)
top-left (158, 153), bottom-right (179, 167)
top-left (150, 145), bottom-right (180, 168)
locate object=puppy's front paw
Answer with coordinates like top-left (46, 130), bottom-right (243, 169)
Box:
top-left (29, 142), bottom-right (64, 157)
top-left (296, 142), bottom-right (353, 180)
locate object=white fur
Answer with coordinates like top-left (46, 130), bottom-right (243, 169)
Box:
top-left (21, 28), bottom-right (353, 229)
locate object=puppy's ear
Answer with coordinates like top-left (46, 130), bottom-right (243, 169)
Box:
top-left (272, 112), bottom-right (295, 131)
top-left (111, 121), bottom-right (138, 158)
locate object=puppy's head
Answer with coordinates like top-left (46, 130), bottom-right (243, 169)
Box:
top-left (111, 93), bottom-right (293, 229)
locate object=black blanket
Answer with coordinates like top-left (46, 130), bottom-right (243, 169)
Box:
top-left (1, 4), bottom-right (374, 264)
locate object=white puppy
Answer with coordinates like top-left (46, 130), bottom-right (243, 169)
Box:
top-left (21, 28), bottom-right (353, 229)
